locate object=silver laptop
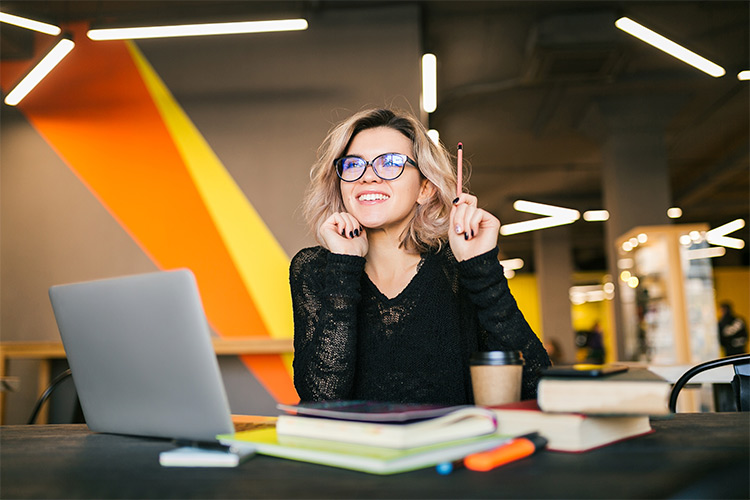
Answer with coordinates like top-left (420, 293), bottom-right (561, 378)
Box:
top-left (49, 269), bottom-right (234, 442)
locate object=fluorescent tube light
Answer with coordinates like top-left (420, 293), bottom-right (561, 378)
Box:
top-left (686, 247), bottom-right (726, 260)
top-left (615, 17), bottom-right (725, 78)
top-left (0, 11), bottom-right (61, 35)
top-left (4, 37), bottom-right (75, 106)
top-left (667, 207), bottom-right (683, 219)
top-left (569, 285), bottom-right (610, 304)
top-left (706, 219), bottom-right (746, 249)
top-left (499, 258), bottom-right (524, 271)
top-left (500, 200), bottom-right (580, 236)
top-left (427, 129), bottom-right (440, 145)
top-left (421, 53), bottom-right (437, 113)
top-left (583, 210), bottom-right (609, 222)
top-left (500, 216), bottom-right (577, 236)
top-left (87, 18), bottom-right (308, 40)
top-left (738, 70), bottom-right (750, 81)
top-left (513, 200), bottom-right (580, 219)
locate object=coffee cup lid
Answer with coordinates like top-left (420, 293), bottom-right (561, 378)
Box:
top-left (470, 350), bottom-right (524, 366)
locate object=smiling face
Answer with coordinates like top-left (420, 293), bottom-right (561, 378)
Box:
top-left (340, 127), bottom-right (434, 235)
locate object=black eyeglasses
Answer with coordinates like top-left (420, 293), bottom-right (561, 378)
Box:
top-left (334, 153), bottom-right (418, 182)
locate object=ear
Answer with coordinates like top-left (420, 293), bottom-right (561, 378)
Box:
top-left (417, 179), bottom-right (437, 205)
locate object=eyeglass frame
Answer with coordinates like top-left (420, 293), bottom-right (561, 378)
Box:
top-left (333, 152), bottom-right (418, 182)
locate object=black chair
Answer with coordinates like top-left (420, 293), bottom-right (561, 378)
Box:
top-left (669, 353), bottom-right (750, 412)
top-left (27, 369), bottom-right (73, 424)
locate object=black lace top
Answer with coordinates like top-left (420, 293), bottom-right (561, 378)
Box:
top-left (290, 245), bottom-right (550, 405)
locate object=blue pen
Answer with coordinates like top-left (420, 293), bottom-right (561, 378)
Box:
top-left (436, 459), bottom-right (464, 475)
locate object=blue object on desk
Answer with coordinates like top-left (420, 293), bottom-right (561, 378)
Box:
top-left (436, 460), bottom-right (463, 475)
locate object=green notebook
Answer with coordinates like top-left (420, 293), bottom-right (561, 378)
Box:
top-left (217, 428), bottom-right (509, 475)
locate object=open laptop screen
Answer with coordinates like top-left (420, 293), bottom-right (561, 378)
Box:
top-left (49, 269), bottom-right (234, 442)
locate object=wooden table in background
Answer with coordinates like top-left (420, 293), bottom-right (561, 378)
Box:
top-left (0, 338), bottom-right (294, 425)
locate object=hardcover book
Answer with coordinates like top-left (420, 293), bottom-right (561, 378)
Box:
top-left (537, 368), bottom-right (671, 415)
top-left (489, 400), bottom-right (653, 453)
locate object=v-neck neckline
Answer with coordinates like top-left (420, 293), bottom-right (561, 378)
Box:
top-left (364, 253), bottom-right (428, 302)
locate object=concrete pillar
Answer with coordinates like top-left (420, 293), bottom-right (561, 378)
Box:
top-left (588, 95), bottom-right (683, 360)
top-left (534, 225), bottom-right (575, 364)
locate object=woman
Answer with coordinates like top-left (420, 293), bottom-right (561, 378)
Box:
top-left (291, 107), bottom-right (549, 405)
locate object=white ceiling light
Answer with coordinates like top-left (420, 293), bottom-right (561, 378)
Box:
top-left (0, 11), bottom-right (61, 35)
top-left (513, 200), bottom-right (579, 219)
top-left (87, 18), bottom-right (308, 40)
top-left (686, 247), bottom-right (726, 260)
top-left (421, 53), bottom-right (437, 113)
top-left (738, 70), bottom-right (750, 81)
top-left (569, 284), bottom-right (613, 304)
top-left (706, 219), bottom-right (746, 249)
top-left (615, 17), bottom-right (725, 78)
top-left (583, 210), bottom-right (609, 222)
top-left (427, 129), bottom-right (440, 145)
top-left (667, 207), bottom-right (683, 219)
top-left (499, 258), bottom-right (524, 271)
top-left (4, 36), bottom-right (75, 106)
top-left (500, 200), bottom-right (580, 236)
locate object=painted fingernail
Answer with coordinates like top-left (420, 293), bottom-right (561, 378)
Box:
top-left (354, 229), bottom-right (359, 236)
top-left (452, 197), bottom-right (459, 205)
top-left (464, 233), bottom-right (469, 240)
top-left (455, 225), bottom-right (463, 234)
top-left (349, 231), bottom-right (354, 238)
top-left (471, 230), bottom-right (475, 237)
top-left (341, 229), bottom-right (346, 236)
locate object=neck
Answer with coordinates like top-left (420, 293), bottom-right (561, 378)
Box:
top-left (364, 228), bottom-right (422, 297)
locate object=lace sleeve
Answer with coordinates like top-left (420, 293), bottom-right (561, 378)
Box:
top-left (457, 248), bottom-right (551, 399)
top-left (289, 247), bottom-right (366, 401)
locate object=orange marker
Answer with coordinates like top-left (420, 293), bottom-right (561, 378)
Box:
top-left (464, 433), bottom-right (547, 472)
top-left (456, 142), bottom-right (463, 198)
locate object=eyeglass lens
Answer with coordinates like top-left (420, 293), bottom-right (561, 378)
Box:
top-left (337, 153), bottom-right (408, 181)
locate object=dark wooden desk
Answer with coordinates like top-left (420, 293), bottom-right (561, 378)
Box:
top-left (1, 413), bottom-right (748, 499)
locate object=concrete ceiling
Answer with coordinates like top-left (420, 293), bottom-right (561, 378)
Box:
top-left (2, 0), bottom-right (748, 271)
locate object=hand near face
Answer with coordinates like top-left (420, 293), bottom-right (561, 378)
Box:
top-left (449, 194), bottom-right (500, 262)
top-left (319, 212), bottom-right (369, 257)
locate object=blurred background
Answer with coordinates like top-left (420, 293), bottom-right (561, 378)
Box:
top-left (1, 1), bottom-right (748, 422)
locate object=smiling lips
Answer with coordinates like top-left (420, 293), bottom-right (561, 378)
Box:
top-left (358, 192), bottom-right (390, 202)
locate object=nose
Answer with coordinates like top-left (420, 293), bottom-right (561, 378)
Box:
top-left (359, 163), bottom-right (381, 183)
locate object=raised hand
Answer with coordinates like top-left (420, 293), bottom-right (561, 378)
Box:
top-left (449, 194), bottom-right (500, 262)
top-left (318, 212), bottom-right (369, 257)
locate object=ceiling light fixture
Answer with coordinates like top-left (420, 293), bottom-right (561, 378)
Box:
top-left (706, 219), bottom-right (746, 249)
top-left (0, 11), bottom-right (61, 35)
top-left (87, 18), bottom-right (308, 40)
top-left (500, 200), bottom-right (580, 236)
top-left (513, 200), bottom-right (580, 219)
top-left (499, 258), bottom-right (524, 271)
top-left (615, 17), bottom-right (725, 78)
top-left (427, 129), bottom-right (440, 145)
top-left (685, 247), bottom-right (726, 260)
top-left (421, 53), bottom-right (437, 113)
top-left (667, 207), bottom-right (683, 218)
top-left (4, 35), bottom-right (75, 106)
top-left (738, 70), bottom-right (750, 81)
top-left (583, 210), bottom-right (609, 222)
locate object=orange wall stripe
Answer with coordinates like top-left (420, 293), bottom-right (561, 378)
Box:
top-left (1, 24), bottom-right (297, 403)
top-left (126, 42), bottom-right (296, 386)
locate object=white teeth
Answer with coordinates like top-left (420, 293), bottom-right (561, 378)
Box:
top-left (358, 193), bottom-right (389, 201)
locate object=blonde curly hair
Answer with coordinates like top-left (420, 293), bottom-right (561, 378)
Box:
top-left (303, 108), bottom-right (460, 253)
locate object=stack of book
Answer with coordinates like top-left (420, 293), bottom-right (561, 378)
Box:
top-left (488, 365), bottom-right (672, 453)
top-left (218, 401), bottom-right (509, 474)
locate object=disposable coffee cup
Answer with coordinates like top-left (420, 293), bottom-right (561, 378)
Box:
top-left (470, 351), bottom-right (524, 406)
